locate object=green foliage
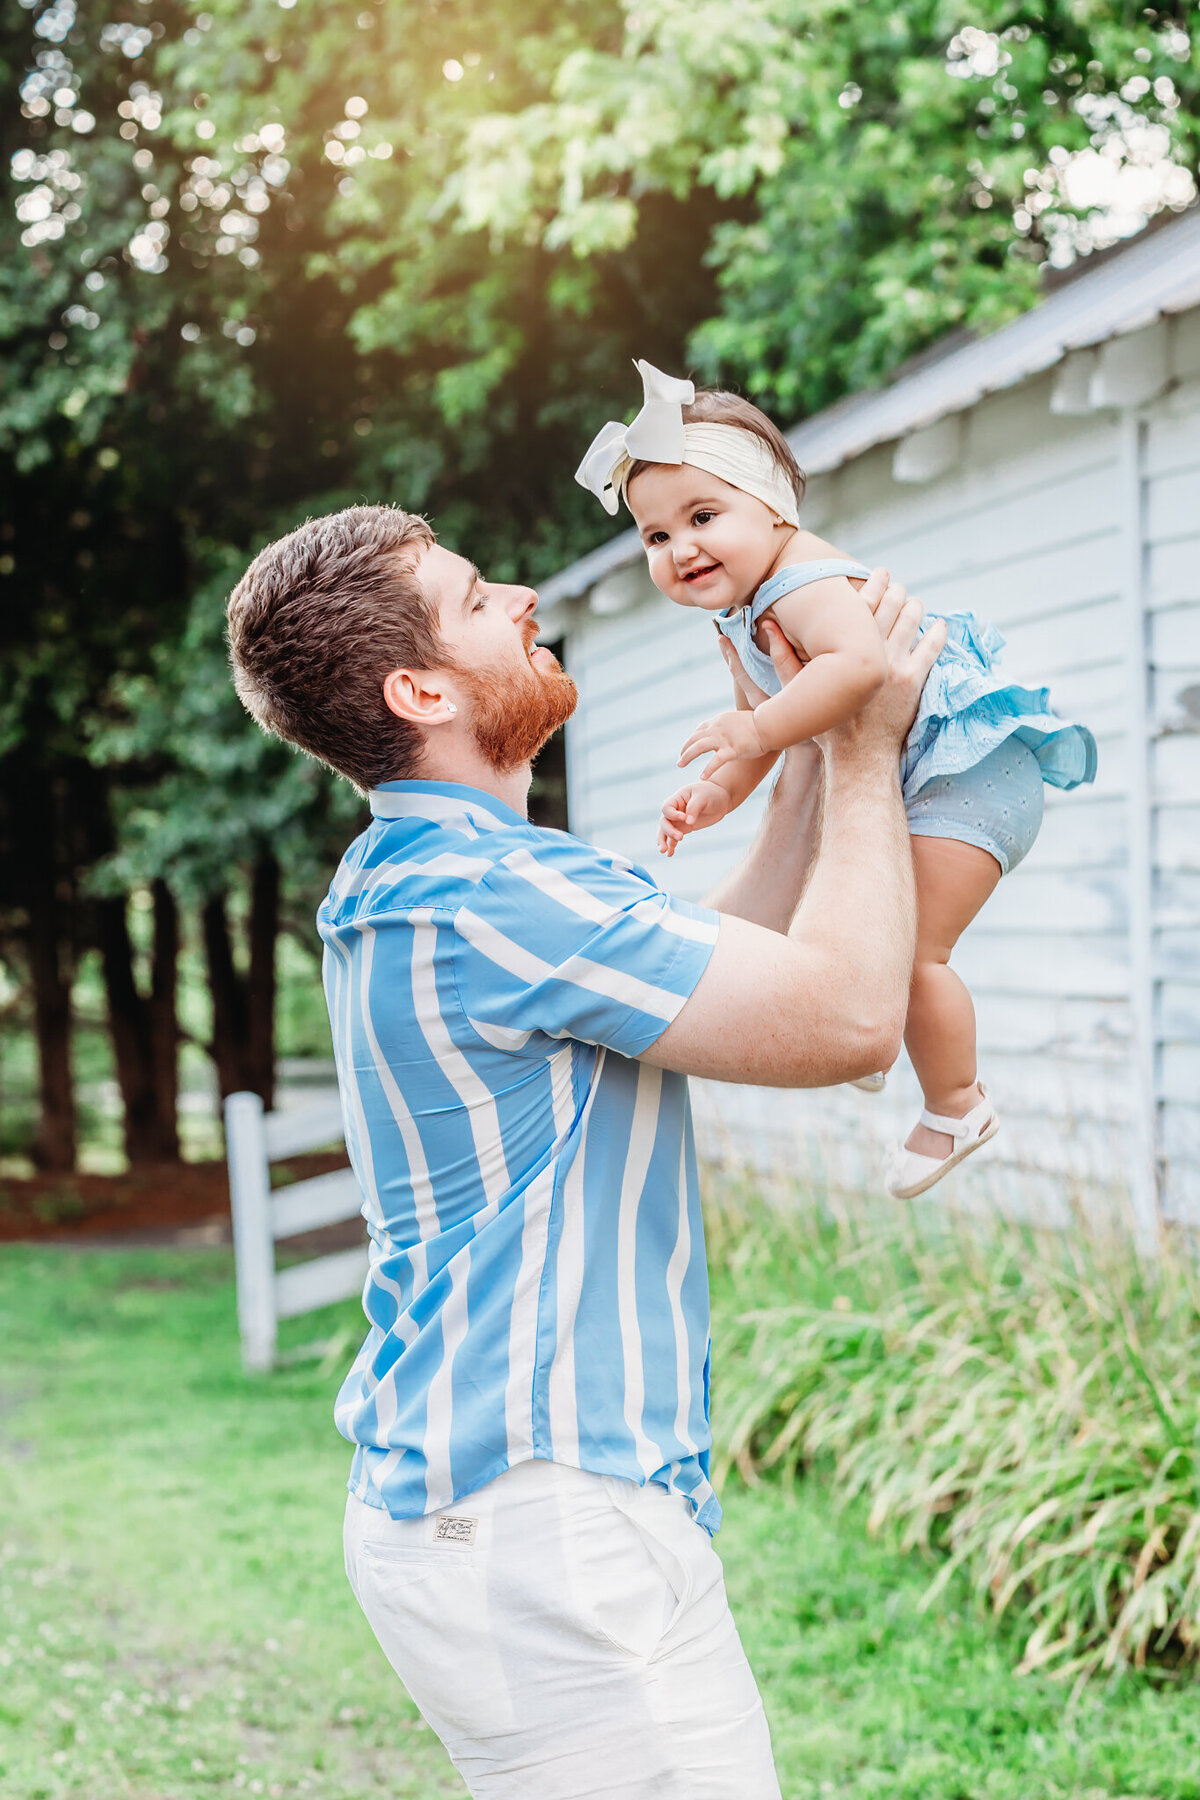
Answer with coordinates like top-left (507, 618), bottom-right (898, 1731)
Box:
top-left (448, 0), bottom-right (1200, 416)
top-left (87, 541), bottom-right (367, 904)
top-left (1, 1), bottom-right (719, 1100)
top-left (709, 1192), bottom-right (1200, 1681)
top-left (8, 0), bottom-right (1199, 610)
top-left (4, 0), bottom-right (714, 584)
top-left (726, 1482), bottom-right (1200, 1797)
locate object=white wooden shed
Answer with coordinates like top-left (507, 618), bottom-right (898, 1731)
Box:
top-left (537, 209), bottom-right (1200, 1240)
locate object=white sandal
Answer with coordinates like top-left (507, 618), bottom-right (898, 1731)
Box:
top-left (885, 1084), bottom-right (999, 1199)
top-left (849, 1072), bottom-right (886, 1094)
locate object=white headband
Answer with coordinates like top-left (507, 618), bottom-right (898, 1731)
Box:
top-left (574, 359), bottom-right (800, 527)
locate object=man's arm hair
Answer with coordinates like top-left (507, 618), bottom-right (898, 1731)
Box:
top-left (702, 741), bottom-right (822, 934)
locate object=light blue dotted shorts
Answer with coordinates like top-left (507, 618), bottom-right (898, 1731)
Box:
top-left (905, 738), bottom-right (1044, 876)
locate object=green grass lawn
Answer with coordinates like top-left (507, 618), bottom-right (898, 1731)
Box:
top-left (2, 1244), bottom-right (1199, 1800)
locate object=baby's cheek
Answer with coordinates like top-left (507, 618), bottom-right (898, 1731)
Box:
top-left (648, 559), bottom-right (681, 600)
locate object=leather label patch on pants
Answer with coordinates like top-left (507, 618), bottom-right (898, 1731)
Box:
top-left (433, 1515), bottom-right (478, 1546)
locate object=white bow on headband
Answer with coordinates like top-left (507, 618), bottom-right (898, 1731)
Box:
top-left (575, 361), bottom-right (696, 516)
top-left (574, 357), bottom-right (801, 527)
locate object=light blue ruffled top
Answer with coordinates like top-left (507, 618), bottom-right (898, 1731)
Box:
top-left (713, 559), bottom-right (1098, 801)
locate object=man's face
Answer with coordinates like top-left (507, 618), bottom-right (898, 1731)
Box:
top-left (626, 463), bottom-right (781, 614)
top-left (416, 543), bottom-right (577, 773)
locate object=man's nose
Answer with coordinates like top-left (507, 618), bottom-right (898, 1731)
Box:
top-left (502, 585), bottom-right (538, 623)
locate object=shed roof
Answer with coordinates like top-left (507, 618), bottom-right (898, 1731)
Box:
top-left (540, 205), bottom-right (1200, 608)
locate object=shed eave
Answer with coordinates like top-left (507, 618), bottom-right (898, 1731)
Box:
top-left (793, 245), bottom-right (1200, 475)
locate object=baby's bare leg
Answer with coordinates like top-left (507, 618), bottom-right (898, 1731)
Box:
top-left (904, 836), bottom-right (1002, 1160)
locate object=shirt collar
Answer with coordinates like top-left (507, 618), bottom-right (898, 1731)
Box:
top-left (368, 780), bottom-right (528, 834)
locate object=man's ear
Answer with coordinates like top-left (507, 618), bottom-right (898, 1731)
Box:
top-left (382, 667), bottom-right (459, 726)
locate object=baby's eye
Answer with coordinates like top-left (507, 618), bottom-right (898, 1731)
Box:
top-left (646, 531), bottom-right (668, 546)
top-left (693, 510), bottom-right (715, 526)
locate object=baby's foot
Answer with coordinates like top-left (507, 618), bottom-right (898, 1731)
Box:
top-left (904, 1083), bottom-right (985, 1160)
top-left (849, 1071), bottom-right (886, 1093)
top-left (886, 1084), bottom-right (999, 1200)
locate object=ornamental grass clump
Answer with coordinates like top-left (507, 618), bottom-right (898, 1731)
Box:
top-left (707, 1192), bottom-right (1200, 1681)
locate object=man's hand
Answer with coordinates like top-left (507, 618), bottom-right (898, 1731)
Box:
top-left (823, 570), bottom-right (945, 759)
top-left (677, 709), bottom-right (766, 781)
top-left (717, 621), bottom-right (802, 709)
top-left (715, 565), bottom-right (942, 768)
top-left (657, 779), bottom-right (732, 857)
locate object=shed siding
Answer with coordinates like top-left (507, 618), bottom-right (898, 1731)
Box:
top-left (1144, 368), bottom-right (1200, 1223)
top-left (558, 318), bottom-right (1200, 1230)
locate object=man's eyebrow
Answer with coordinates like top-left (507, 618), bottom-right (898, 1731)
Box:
top-left (459, 564), bottom-right (482, 612)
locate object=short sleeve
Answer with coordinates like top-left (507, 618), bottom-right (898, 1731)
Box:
top-left (453, 833), bottom-right (720, 1057)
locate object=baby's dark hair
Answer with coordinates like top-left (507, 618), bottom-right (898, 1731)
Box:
top-left (626, 388), bottom-right (806, 510)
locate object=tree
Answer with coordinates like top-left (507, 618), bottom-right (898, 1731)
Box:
top-left (89, 544), bottom-right (368, 1117)
top-left (440, 0), bottom-right (1199, 416)
top-left (3, 0), bottom-right (722, 1163)
top-left (2, 0), bottom-right (264, 1165)
top-left (94, 878), bottom-right (180, 1163)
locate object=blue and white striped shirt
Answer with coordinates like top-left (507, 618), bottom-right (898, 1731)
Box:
top-left (317, 781), bottom-right (723, 1532)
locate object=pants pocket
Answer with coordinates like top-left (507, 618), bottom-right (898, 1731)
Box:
top-left (616, 1490), bottom-right (700, 1647)
top-left (349, 1535), bottom-right (509, 1740)
top-left (576, 1487), bottom-right (697, 1660)
top-left (361, 1541), bottom-right (469, 1592)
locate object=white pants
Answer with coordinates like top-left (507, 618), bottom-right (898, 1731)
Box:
top-left (343, 1459), bottom-right (781, 1799)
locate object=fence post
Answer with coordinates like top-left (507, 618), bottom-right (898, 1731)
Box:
top-left (225, 1091), bottom-right (277, 1372)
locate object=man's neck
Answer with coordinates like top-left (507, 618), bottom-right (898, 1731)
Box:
top-left (407, 748), bottom-right (532, 817)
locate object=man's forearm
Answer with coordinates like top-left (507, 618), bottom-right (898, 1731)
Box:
top-left (788, 739), bottom-right (916, 1053)
top-left (703, 743), bottom-right (823, 932)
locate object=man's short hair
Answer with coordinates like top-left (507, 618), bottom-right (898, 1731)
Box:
top-left (227, 504), bottom-right (438, 791)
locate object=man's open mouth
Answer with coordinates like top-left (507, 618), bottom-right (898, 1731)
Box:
top-left (683, 564), bottom-right (720, 583)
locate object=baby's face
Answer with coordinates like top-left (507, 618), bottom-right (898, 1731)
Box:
top-left (626, 463), bottom-right (783, 615)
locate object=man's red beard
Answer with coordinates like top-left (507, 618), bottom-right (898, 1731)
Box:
top-left (453, 636), bottom-right (577, 775)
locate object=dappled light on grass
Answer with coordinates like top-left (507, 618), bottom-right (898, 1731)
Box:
top-left (708, 1186), bottom-right (1200, 1683)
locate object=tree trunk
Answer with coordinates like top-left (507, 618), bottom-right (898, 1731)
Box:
top-left (27, 875), bottom-right (76, 1173)
top-left (247, 854), bottom-right (279, 1112)
top-left (98, 894), bottom-right (152, 1160)
top-left (202, 892), bottom-right (248, 1103)
top-left (98, 884), bottom-right (181, 1165)
top-left (202, 856), bottom-right (280, 1108)
top-left (149, 880), bottom-right (180, 1155)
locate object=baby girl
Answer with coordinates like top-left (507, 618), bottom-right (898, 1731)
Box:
top-left (576, 361), bottom-right (1097, 1198)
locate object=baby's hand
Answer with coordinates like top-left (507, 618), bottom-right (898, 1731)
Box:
top-left (678, 710), bottom-right (766, 781)
top-left (657, 780), bottom-right (732, 857)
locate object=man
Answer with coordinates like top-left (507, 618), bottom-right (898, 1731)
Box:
top-left (227, 503), bottom-right (943, 1799)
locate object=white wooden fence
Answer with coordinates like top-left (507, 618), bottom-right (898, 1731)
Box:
top-left (224, 1090), bottom-right (366, 1372)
